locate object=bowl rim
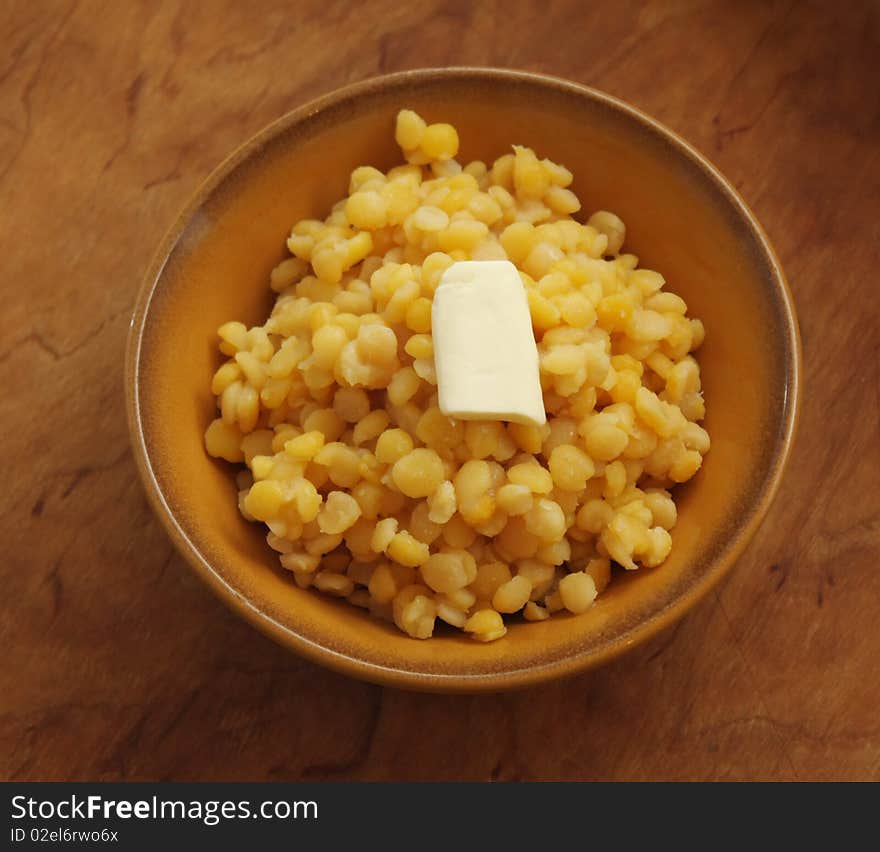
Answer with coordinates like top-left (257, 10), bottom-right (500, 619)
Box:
top-left (125, 66), bottom-right (802, 692)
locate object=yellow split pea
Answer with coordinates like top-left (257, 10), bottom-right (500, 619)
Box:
top-left (204, 108), bottom-right (710, 641)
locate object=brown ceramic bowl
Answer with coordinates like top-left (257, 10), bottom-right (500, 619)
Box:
top-left (126, 68), bottom-right (800, 692)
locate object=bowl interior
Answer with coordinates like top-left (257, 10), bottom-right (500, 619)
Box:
top-left (131, 70), bottom-right (797, 690)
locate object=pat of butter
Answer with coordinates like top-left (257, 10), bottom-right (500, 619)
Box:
top-left (432, 260), bottom-right (546, 426)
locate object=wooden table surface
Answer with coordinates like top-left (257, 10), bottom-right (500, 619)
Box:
top-left (3, 0), bottom-right (878, 782)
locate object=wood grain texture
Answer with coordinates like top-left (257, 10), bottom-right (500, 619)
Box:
top-left (1, 0), bottom-right (878, 781)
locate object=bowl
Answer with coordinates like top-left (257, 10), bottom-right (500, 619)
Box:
top-left (126, 68), bottom-right (800, 692)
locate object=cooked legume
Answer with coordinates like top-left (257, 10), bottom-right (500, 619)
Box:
top-left (205, 109), bottom-right (710, 640)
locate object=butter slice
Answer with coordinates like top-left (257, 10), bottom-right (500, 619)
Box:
top-left (432, 260), bottom-right (545, 426)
